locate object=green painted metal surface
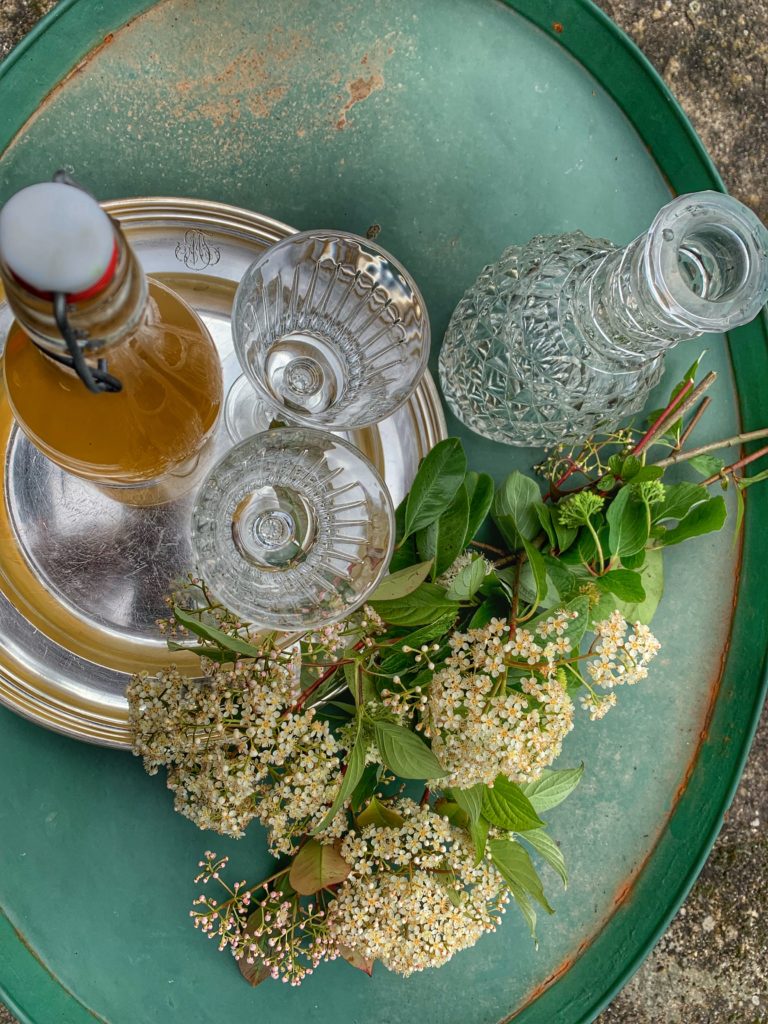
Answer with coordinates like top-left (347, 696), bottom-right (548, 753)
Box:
top-left (0, 2), bottom-right (766, 1023)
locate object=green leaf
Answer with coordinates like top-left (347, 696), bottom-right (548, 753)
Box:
top-left (166, 641), bottom-right (234, 663)
top-left (416, 484), bottom-right (470, 577)
top-left (520, 829), bottom-right (568, 888)
top-left (349, 763), bottom-right (380, 813)
top-left (654, 482), bottom-right (709, 523)
top-left (370, 583), bottom-right (456, 627)
top-left (356, 796), bottom-right (405, 830)
top-left (534, 504), bottom-right (558, 549)
top-left (595, 569), bottom-right (646, 603)
top-left (172, 607), bottom-right (264, 657)
top-left (372, 720), bottom-right (448, 779)
top-left (404, 438), bottom-right (467, 539)
top-left (735, 483), bottom-right (746, 535)
top-left (470, 816), bottom-right (490, 864)
top-left (658, 496), bottom-right (727, 546)
top-left (620, 549), bottom-right (646, 571)
top-left (739, 466), bottom-right (768, 491)
top-left (521, 537), bottom-right (547, 607)
top-left (612, 548), bottom-right (664, 625)
top-left (463, 472), bottom-right (495, 547)
top-left (312, 720), bottom-right (367, 833)
top-left (369, 560), bottom-right (434, 602)
top-left (446, 556), bottom-right (487, 602)
top-left (468, 594), bottom-right (509, 628)
top-left (482, 775), bottom-right (544, 832)
top-left (627, 465), bottom-right (664, 483)
top-left (449, 784), bottom-right (484, 825)
top-left (379, 612), bottom-right (458, 674)
top-left (490, 838), bottom-right (554, 915)
top-left (520, 764), bottom-right (584, 812)
top-left (606, 485), bottom-right (649, 558)
top-left (688, 454), bottom-right (725, 477)
top-left (436, 799), bottom-right (469, 828)
top-left (492, 472), bottom-right (543, 551)
top-left (541, 556), bottom-right (581, 602)
top-left (289, 839), bottom-right (351, 895)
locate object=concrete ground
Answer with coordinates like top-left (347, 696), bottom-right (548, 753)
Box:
top-left (0, 2), bottom-right (766, 1023)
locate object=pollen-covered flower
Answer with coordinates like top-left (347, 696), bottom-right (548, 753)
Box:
top-left (425, 621), bottom-right (575, 789)
top-left (586, 611), bottom-right (660, 693)
top-left (326, 799), bottom-right (508, 975)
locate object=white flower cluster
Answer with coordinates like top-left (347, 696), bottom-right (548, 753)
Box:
top-left (127, 655), bottom-right (343, 846)
top-left (326, 799), bottom-right (508, 975)
top-left (424, 617), bottom-right (575, 789)
top-left (580, 611), bottom-right (660, 720)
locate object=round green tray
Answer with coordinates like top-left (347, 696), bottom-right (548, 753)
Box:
top-left (1, 2), bottom-right (766, 1023)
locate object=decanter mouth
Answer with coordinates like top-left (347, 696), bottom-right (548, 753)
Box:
top-left (644, 191), bottom-right (768, 333)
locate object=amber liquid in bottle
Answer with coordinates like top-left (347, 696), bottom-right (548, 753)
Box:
top-left (3, 279), bottom-right (223, 504)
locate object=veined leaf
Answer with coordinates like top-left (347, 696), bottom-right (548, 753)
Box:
top-left (404, 438), bottom-right (467, 539)
top-left (356, 796), bottom-right (405, 830)
top-left (173, 607), bottom-right (263, 657)
top-left (520, 829), bottom-right (568, 888)
top-left (490, 838), bottom-right (554, 927)
top-left (482, 775), bottom-right (544, 832)
top-left (379, 612), bottom-right (458, 674)
top-left (463, 472), bottom-right (495, 547)
top-left (606, 486), bottom-right (648, 558)
top-left (416, 484), bottom-right (470, 578)
top-left (521, 536), bottom-right (547, 608)
top-left (612, 548), bottom-right (664, 625)
top-left (373, 720), bottom-right (447, 779)
top-left (370, 583), bottom-right (457, 627)
top-left (289, 839), bottom-right (351, 895)
top-left (654, 482), bottom-right (709, 523)
top-left (521, 764), bottom-right (584, 813)
top-left (450, 783), bottom-right (484, 825)
top-left (446, 556), bottom-right (487, 602)
top-left (470, 816), bottom-right (490, 865)
top-left (492, 472), bottom-right (543, 552)
top-left (312, 719), bottom-right (367, 833)
top-left (688, 454), bottom-right (725, 478)
top-left (595, 569), bottom-right (646, 603)
top-left (369, 560), bottom-right (433, 602)
top-left (657, 496), bottom-right (726, 546)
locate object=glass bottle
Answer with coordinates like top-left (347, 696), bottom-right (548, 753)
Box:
top-left (439, 192), bottom-right (768, 447)
top-left (0, 178), bottom-right (223, 504)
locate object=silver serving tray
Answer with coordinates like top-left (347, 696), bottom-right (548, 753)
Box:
top-left (0, 198), bottom-right (446, 747)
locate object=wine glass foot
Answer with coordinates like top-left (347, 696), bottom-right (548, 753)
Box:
top-left (224, 374), bottom-right (277, 442)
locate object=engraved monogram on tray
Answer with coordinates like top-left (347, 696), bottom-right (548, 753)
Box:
top-left (175, 228), bottom-right (222, 269)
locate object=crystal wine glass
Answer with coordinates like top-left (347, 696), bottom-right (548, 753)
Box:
top-left (224, 230), bottom-right (430, 441)
top-left (191, 427), bottom-right (394, 630)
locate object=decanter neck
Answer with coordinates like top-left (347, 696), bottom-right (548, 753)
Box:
top-left (570, 191), bottom-right (768, 364)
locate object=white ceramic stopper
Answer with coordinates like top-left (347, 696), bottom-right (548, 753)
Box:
top-left (0, 182), bottom-right (115, 294)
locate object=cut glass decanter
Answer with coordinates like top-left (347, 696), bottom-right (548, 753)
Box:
top-left (439, 192), bottom-right (768, 447)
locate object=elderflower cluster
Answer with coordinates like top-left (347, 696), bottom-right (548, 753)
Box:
top-left (127, 655), bottom-right (343, 845)
top-left (326, 799), bottom-right (509, 975)
top-left (437, 550), bottom-right (494, 588)
top-left (579, 611), bottom-right (660, 719)
top-left (424, 617), bottom-right (575, 789)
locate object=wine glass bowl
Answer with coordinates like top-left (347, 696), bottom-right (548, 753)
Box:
top-left (229, 230), bottom-right (430, 434)
top-left (191, 427), bottom-right (394, 630)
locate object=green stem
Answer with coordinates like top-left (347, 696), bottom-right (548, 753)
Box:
top-left (585, 519), bottom-right (604, 574)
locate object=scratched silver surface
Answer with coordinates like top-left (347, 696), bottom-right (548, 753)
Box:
top-left (0, 198), bottom-right (446, 746)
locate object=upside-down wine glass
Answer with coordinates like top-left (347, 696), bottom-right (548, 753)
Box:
top-left (224, 230), bottom-right (431, 440)
top-left (191, 427), bottom-right (394, 631)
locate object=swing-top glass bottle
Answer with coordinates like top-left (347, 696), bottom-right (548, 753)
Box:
top-left (0, 177), bottom-right (223, 504)
top-left (439, 191), bottom-right (768, 447)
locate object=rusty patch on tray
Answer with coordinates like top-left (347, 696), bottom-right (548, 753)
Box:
top-left (335, 72), bottom-right (385, 130)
